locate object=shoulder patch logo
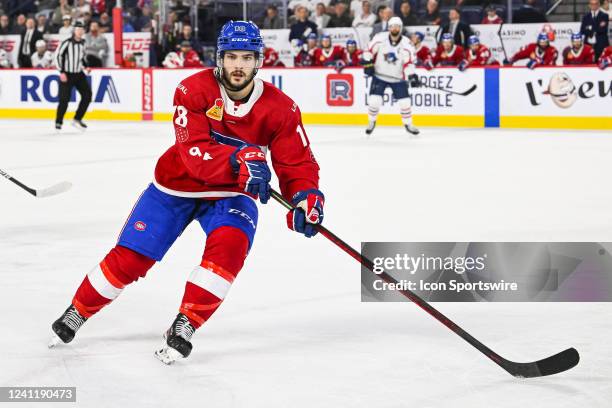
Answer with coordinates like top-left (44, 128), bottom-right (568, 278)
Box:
top-left (206, 98), bottom-right (224, 121)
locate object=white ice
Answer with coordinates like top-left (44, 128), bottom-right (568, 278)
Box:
top-left (0, 120), bottom-right (611, 408)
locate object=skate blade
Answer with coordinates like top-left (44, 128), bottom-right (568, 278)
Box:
top-left (48, 333), bottom-right (62, 349)
top-left (71, 122), bottom-right (86, 132)
top-left (154, 346), bottom-right (183, 365)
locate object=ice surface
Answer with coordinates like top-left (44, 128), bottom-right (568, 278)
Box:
top-left (0, 120), bottom-right (611, 407)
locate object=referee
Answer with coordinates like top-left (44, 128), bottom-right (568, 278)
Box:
top-left (54, 21), bottom-right (92, 131)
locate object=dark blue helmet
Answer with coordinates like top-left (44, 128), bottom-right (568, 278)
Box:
top-left (441, 33), bottom-right (453, 43)
top-left (571, 33), bottom-right (582, 42)
top-left (413, 31), bottom-right (424, 42)
top-left (468, 35), bottom-right (480, 46)
top-left (346, 39), bottom-right (357, 47)
top-left (307, 32), bottom-right (318, 41)
top-left (217, 20), bottom-right (264, 67)
top-left (537, 32), bottom-right (549, 43)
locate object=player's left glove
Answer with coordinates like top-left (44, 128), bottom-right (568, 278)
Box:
top-left (286, 189), bottom-right (325, 238)
top-left (230, 144), bottom-right (271, 204)
top-left (408, 74), bottom-right (421, 88)
top-left (458, 59), bottom-right (469, 72)
top-left (599, 57), bottom-right (610, 70)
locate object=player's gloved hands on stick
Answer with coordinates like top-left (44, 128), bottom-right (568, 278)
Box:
top-left (502, 58), bottom-right (512, 66)
top-left (408, 74), bottom-right (421, 88)
top-left (287, 189), bottom-right (325, 238)
top-left (230, 144), bottom-right (271, 204)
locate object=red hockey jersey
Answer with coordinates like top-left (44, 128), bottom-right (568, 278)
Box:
top-left (312, 45), bottom-right (345, 66)
top-left (154, 69), bottom-right (319, 201)
top-left (294, 50), bottom-right (314, 67)
top-left (465, 44), bottom-right (495, 66)
top-left (511, 43), bottom-right (558, 66)
top-left (263, 47), bottom-right (285, 67)
top-left (432, 45), bottom-right (464, 67)
top-left (414, 44), bottom-right (432, 67)
top-left (599, 46), bottom-right (612, 66)
top-left (562, 45), bottom-right (595, 65)
top-left (180, 50), bottom-right (203, 67)
top-left (343, 49), bottom-right (363, 66)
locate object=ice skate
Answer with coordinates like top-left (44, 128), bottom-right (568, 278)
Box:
top-left (154, 313), bottom-right (196, 365)
top-left (365, 120), bottom-right (376, 136)
top-left (72, 120), bottom-right (88, 131)
top-left (404, 124), bottom-right (420, 136)
top-left (49, 305), bottom-right (88, 348)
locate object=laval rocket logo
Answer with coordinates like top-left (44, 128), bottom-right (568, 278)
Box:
top-left (525, 71), bottom-right (612, 108)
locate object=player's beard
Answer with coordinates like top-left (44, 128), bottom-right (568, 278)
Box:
top-left (219, 68), bottom-right (256, 92)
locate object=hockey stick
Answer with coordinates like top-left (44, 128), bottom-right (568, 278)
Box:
top-left (417, 82), bottom-right (477, 96)
top-left (497, 23), bottom-right (509, 62)
top-left (0, 168), bottom-right (72, 198)
top-left (271, 188), bottom-right (579, 378)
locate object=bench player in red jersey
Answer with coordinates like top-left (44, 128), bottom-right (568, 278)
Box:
top-left (430, 33), bottom-right (464, 67)
top-left (506, 33), bottom-right (558, 69)
top-left (312, 34), bottom-right (345, 67)
top-left (459, 35), bottom-right (497, 71)
top-left (49, 21), bottom-right (324, 365)
top-left (410, 32), bottom-right (432, 69)
top-left (562, 33), bottom-right (595, 65)
top-left (599, 46), bottom-right (612, 69)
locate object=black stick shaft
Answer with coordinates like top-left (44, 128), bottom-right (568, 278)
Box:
top-left (270, 188), bottom-right (507, 369)
top-left (0, 168), bottom-right (36, 196)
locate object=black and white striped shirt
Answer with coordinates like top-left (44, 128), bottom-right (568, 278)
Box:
top-left (55, 36), bottom-right (87, 73)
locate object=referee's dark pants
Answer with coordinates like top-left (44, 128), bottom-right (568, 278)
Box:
top-left (55, 72), bottom-right (92, 125)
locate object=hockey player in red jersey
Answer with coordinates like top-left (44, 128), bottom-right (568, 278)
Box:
top-left (292, 39), bottom-right (313, 67)
top-left (506, 33), bottom-right (558, 69)
top-left (178, 40), bottom-right (203, 67)
top-left (430, 33), bottom-right (464, 67)
top-left (599, 46), bottom-right (612, 69)
top-left (49, 21), bottom-right (324, 365)
top-left (343, 39), bottom-right (362, 66)
top-left (562, 33), bottom-right (595, 65)
top-left (459, 35), bottom-right (497, 71)
top-left (263, 46), bottom-right (285, 67)
top-left (410, 32), bottom-right (432, 69)
top-left (312, 34), bottom-right (345, 67)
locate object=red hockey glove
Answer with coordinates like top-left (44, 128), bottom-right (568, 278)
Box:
top-left (286, 189), bottom-right (325, 238)
top-left (230, 144), bottom-right (271, 204)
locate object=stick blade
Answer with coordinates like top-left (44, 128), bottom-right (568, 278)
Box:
top-left (503, 347), bottom-right (580, 378)
top-left (460, 84), bottom-right (477, 96)
top-left (35, 181), bottom-right (72, 198)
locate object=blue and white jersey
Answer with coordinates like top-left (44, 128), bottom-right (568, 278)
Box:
top-left (367, 32), bottom-right (416, 83)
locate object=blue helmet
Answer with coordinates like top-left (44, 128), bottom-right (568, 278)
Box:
top-left (571, 33), bottom-right (582, 42)
top-left (346, 39), bottom-right (357, 47)
top-left (468, 35), bottom-right (480, 46)
top-left (307, 32), bottom-right (318, 41)
top-left (441, 33), bottom-right (453, 43)
top-left (413, 31), bottom-right (424, 42)
top-left (537, 32), bottom-right (549, 43)
top-left (217, 20), bottom-right (264, 67)
top-left (321, 34), bottom-right (331, 42)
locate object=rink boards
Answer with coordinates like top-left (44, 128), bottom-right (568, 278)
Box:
top-left (0, 67), bottom-right (609, 129)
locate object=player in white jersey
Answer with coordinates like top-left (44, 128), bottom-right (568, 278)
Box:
top-left (30, 40), bottom-right (54, 68)
top-left (362, 17), bottom-right (420, 136)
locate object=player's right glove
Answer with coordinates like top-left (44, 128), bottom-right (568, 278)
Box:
top-left (408, 74), bottom-right (421, 88)
top-left (230, 144), bottom-right (271, 204)
top-left (286, 189), bottom-right (325, 238)
top-left (599, 57), bottom-right (610, 70)
top-left (526, 59), bottom-right (538, 69)
top-left (458, 59), bottom-right (469, 72)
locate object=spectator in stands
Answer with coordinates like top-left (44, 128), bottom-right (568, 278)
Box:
top-left (399, 1), bottom-right (421, 26)
top-left (12, 14), bottom-right (27, 35)
top-left (52, 0), bottom-right (75, 29)
top-left (37, 0), bottom-right (58, 13)
top-left (0, 15), bottom-right (11, 35)
top-left (352, 1), bottom-right (376, 27)
top-left (310, 3), bottom-right (331, 28)
top-left (176, 24), bottom-right (202, 56)
top-left (328, 2), bottom-right (353, 27)
top-left (84, 21), bottom-right (109, 67)
top-left (59, 15), bottom-right (74, 36)
top-left (370, 6), bottom-right (392, 38)
top-left (438, 8), bottom-right (472, 48)
top-left (31, 40), bottom-right (54, 68)
top-left (423, 0), bottom-right (441, 25)
top-left (132, 6), bottom-right (153, 31)
top-left (602, 0), bottom-right (610, 15)
top-left (98, 12), bottom-right (112, 33)
top-left (82, 12), bottom-right (93, 30)
top-left (19, 18), bottom-right (43, 68)
top-left (580, 0), bottom-right (610, 60)
top-left (91, 0), bottom-right (106, 17)
top-left (481, 4), bottom-right (503, 24)
top-left (289, 6), bottom-right (318, 41)
top-left (36, 14), bottom-right (50, 35)
top-left (350, 0), bottom-right (364, 18)
top-left (514, 0), bottom-right (547, 23)
top-left (263, 5), bottom-right (283, 29)
top-left (76, 0), bottom-right (92, 16)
